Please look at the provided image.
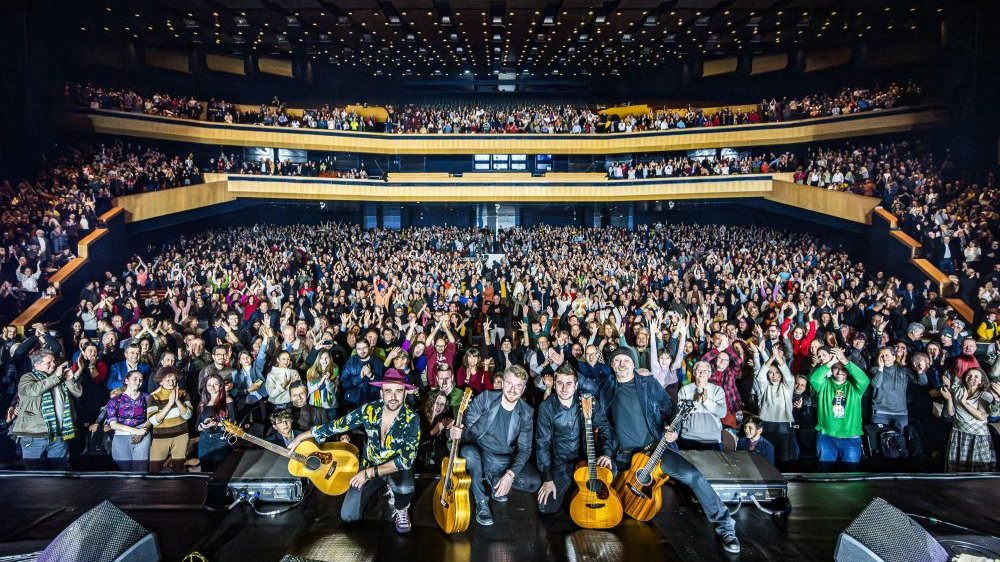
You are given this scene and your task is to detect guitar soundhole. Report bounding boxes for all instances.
[636,471,652,487]
[587,480,609,500]
[304,455,322,471]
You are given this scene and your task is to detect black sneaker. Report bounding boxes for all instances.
[721,534,741,554]
[475,501,494,526]
[492,492,508,503]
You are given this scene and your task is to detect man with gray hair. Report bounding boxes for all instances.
[12,350,82,470]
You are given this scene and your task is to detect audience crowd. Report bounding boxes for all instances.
[608,152,798,179]
[2,221,996,476]
[0,142,203,323]
[67,82,923,135]
[795,140,1000,321]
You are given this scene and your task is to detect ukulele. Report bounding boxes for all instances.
[433,388,475,534]
[613,400,696,521]
[222,420,360,496]
[569,394,623,529]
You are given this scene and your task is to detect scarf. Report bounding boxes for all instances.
[31,369,75,442]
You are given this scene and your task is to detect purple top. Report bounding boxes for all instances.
[106,392,150,428]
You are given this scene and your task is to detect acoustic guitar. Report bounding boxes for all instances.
[613,400,696,521]
[569,394,623,529]
[433,388,472,534]
[433,387,474,534]
[222,420,360,496]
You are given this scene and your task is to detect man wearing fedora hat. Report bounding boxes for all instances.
[288,368,420,534]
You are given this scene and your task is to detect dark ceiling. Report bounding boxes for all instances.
[74,0,948,77]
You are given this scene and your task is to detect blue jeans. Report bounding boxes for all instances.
[871,413,909,432]
[817,434,862,469]
[20,437,70,470]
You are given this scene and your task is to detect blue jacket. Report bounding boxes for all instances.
[107,361,151,391]
[339,355,385,407]
[596,373,675,452]
[576,361,613,396]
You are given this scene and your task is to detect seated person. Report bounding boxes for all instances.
[266,407,300,447]
[736,414,775,465]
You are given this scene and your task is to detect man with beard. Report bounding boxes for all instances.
[597,349,740,554]
[288,369,419,534]
[450,366,541,526]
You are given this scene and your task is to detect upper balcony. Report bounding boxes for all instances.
[60,104,947,156]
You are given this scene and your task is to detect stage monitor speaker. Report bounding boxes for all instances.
[834,497,947,562]
[39,500,160,562]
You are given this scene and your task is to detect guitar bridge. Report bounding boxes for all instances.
[585,503,606,509]
[324,461,338,480]
[628,483,649,499]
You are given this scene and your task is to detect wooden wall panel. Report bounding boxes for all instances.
[751,54,788,75]
[258,57,294,77]
[703,57,738,77]
[144,48,190,74]
[206,54,246,75]
[766,180,879,224]
[113,180,234,223]
[805,47,852,73]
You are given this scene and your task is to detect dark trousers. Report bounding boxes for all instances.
[538,462,576,515]
[614,448,735,536]
[341,470,414,522]
[459,443,541,504]
[762,421,795,462]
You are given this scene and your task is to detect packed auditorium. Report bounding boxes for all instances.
[0,1,999,561]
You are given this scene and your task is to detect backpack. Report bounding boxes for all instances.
[878,429,908,459]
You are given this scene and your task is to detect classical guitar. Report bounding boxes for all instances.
[221,420,360,496]
[613,400,696,521]
[433,387,474,534]
[569,394,623,529]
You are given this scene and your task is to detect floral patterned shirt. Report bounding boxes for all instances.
[312,400,420,471]
[106,392,150,428]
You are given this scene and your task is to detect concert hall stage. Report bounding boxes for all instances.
[1,472,998,562]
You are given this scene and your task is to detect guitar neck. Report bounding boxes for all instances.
[645,407,686,467]
[234,431,307,464]
[584,416,597,481]
[443,398,469,485]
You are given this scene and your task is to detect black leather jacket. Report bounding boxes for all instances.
[534,392,616,481]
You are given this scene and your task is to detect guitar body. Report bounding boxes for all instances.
[432,457,472,534]
[286,440,360,496]
[613,452,670,522]
[569,465,623,529]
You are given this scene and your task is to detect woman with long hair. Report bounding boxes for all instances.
[942,368,998,472]
[457,348,492,393]
[305,349,338,417]
[417,389,453,471]
[265,350,300,408]
[106,370,152,472]
[197,373,236,471]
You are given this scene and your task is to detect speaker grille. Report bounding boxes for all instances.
[39,501,151,562]
[840,497,948,562]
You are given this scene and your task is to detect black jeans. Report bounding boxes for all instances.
[614,448,735,536]
[538,462,576,515]
[341,470,414,522]
[459,443,541,504]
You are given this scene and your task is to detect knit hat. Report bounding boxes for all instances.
[940,327,956,339]
[609,347,636,367]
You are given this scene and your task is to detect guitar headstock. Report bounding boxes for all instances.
[456,387,474,424]
[221,419,244,438]
[675,400,696,420]
[580,394,593,419]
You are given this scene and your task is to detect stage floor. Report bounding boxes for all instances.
[1,472,998,561]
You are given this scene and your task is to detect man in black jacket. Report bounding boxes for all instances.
[535,364,615,515]
[451,365,541,526]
